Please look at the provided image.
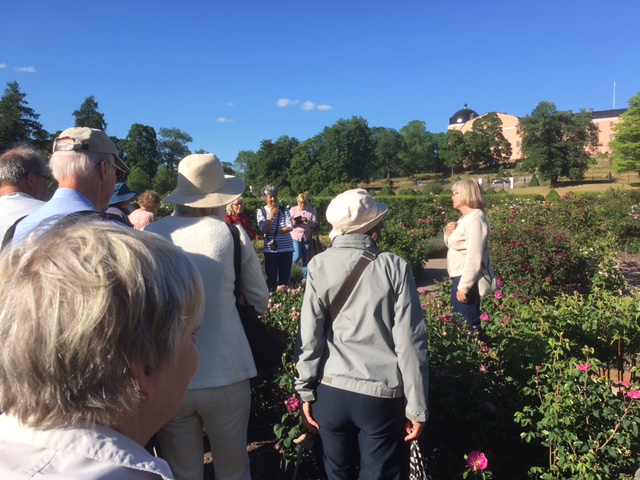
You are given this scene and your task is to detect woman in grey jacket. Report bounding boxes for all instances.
[294,189,429,480]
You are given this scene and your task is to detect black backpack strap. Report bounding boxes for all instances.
[2,215,28,250]
[227,223,242,301]
[326,246,382,327]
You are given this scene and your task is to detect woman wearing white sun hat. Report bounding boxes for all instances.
[294,188,429,480]
[146,154,269,480]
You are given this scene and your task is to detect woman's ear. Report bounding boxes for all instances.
[130,362,156,401]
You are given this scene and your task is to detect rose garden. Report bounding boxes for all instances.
[240,187,640,480]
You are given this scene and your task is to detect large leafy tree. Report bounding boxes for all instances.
[440,130,468,174]
[121,124,159,179]
[72,95,107,131]
[464,113,512,169]
[399,120,436,176]
[319,116,376,185]
[611,92,640,174]
[152,165,178,197]
[158,127,192,171]
[288,135,329,195]
[371,127,405,180]
[518,101,598,187]
[0,81,50,153]
[245,136,299,193]
[233,150,256,178]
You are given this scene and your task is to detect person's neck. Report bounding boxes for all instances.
[58,178,102,210]
[0,185,30,196]
[458,205,475,216]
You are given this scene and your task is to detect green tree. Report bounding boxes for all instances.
[121,124,159,179]
[439,129,468,174]
[126,166,152,192]
[0,81,50,153]
[234,150,256,177]
[611,92,640,174]
[158,127,192,171]
[245,136,299,192]
[152,165,177,197]
[72,95,107,131]
[518,101,598,187]
[464,112,512,169]
[289,135,328,195]
[371,127,405,180]
[319,116,375,185]
[399,120,436,176]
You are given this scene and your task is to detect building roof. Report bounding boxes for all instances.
[449,104,479,125]
[591,108,628,119]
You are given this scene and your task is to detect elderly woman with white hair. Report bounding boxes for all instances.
[0,217,204,479]
[147,154,269,480]
[295,188,429,480]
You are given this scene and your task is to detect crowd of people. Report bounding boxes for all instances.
[0,127,500,479]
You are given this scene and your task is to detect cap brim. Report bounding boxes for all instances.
[329,205,388,239]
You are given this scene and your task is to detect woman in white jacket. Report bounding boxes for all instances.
[147,154,269,480]
[443,179,491,332]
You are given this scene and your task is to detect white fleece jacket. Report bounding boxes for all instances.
[444,209,490,294]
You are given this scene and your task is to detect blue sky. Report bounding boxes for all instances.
[2,0,639,165]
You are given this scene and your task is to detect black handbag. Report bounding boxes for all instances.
[228,224,284,372]
[307,231,324,262]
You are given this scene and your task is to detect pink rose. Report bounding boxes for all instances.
[576,363,590,373]
[480,313,490,322]
[286,397,301,413]
[494,290,503,300]
[619,381,631,388]
[467,451,488,472]
[627,390,640,399]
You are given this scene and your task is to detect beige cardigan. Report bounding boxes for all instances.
[444,209,490,294]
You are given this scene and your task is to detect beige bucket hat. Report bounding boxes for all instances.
[326,188,388,239]
[164,154,245,208]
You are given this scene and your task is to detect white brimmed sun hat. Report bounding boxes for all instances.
[326,188,388,239]
[164,154,245,208]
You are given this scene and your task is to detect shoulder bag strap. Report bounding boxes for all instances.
[227,223,242,302]
[326,246,381,326]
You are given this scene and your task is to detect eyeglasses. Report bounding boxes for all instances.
[34,172,54,187]
[99,159,127,182]
[452,191,459,196]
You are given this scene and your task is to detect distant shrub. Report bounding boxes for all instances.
[376,186,395,196]
[397,188,419,196]
[496,166,505,178]
[546,189,561,202]
[420,182,444,195]
[529,174,540,187]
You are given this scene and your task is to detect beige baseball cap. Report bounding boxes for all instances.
[53,127,129,172]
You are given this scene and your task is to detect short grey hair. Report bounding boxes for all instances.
[49,138,115,182]
[0,217,204,429]
[0,146,48,187]
[174,204,226,218]
[261,184,278,200]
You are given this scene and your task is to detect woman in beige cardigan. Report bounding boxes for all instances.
[443,179,491,332]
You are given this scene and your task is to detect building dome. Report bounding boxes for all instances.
[449,104,479,125]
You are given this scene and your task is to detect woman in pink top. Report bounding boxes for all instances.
[129,190,161,230]
[289,193,317,279]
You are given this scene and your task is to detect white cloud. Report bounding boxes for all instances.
[216,117,235,123]
[276,98,299,108]
[301,101,316,111]
[227,102,235,107]
[15,66,36,73]
[0,63,6,69]
[317,104,334,111]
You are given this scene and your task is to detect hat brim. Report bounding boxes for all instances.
[109,192,138,205]
[329,205,388,239]
[164,176,245,208]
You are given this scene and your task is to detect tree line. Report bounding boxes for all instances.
[2,80,637,196]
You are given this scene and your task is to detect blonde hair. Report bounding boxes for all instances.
[138,190,161,211]
[0,218,204,429]
[49,138,115,182]
[297,193,307,204]
[226,198,244,215]
[452,179,485,211]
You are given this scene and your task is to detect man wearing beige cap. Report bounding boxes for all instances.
[13,127,129,243]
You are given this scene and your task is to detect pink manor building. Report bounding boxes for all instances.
[447,104,627,161]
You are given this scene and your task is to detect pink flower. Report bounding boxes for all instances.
[480,365,487,373]
[627,390,640,399]
[494,290,503,300]
[576,362,590,373]
[467,451,488,472]
[286,397,301,413]
[496,278,504,287]
[480,313,490,322]
[276,285,287,292]
[417,288,427,295]
[503,316,509,324]
[535,365,541,371]
[619,381,631,388]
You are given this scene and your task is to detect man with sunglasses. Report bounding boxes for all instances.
[0,146,51,242]
[12,127,130,244]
